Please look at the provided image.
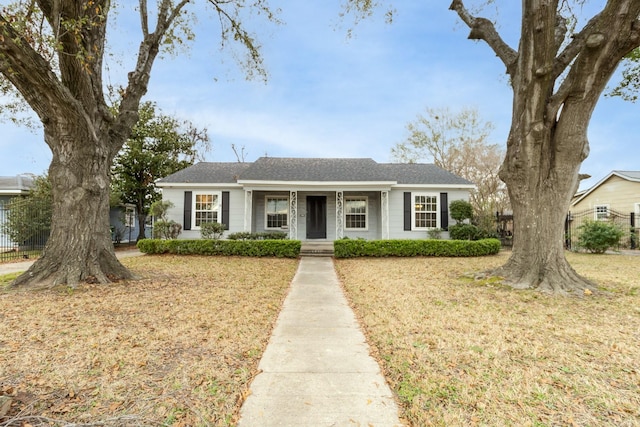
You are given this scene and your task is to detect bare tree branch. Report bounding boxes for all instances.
[449,0,518,77]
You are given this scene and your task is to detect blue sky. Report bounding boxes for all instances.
[0,1,637,191]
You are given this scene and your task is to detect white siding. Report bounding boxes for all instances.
[388,188,471,240]
[343,191,379,240]
[161,186,472,241]
[160,187,245,239]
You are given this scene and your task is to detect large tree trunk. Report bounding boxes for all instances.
[450,0,640,294]
[12,129,134,289]
[496,115,596,294]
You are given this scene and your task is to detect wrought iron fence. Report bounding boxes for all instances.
[496,212,513,247]
[565,208,637,251]
[496,208,638,250]
[0,198,51,263]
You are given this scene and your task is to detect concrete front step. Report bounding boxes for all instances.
[300,242,334,257]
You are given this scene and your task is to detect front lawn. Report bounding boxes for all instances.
[0,255,298,426]
[336,252,640,427]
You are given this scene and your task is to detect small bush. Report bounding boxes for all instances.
[576,220,624,254]
[333,238,501,258]
[449,223,481,240]
[200,222,225,240]
[137,239,300,258]
[427,228,443,239]
[449,200,474,223]
[153,220,182,240]
[227,231,288,240]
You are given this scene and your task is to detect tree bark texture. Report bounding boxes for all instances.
[451,0,640,294]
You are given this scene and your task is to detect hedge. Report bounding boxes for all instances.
[333,238,501,258]
[137,239,301,258]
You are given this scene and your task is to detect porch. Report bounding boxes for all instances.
[242,189,391,241]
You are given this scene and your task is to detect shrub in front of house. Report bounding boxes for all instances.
[152,220,182,239]
[576,220,624,254]
[137,239,301,258]
[333,238,501,258]
[448,223,482,240]
[200,222,225,240]
[227,231,288,240]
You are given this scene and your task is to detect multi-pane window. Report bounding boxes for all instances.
[414,194,438,229]
[595,205,609,221]
[125,206,136,229]
[266,196,288,229]
[194,193,219,227]
[345,197,367,229]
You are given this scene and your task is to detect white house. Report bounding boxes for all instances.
[156,157,475,241]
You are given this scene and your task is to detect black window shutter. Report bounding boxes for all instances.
[222,191,230,230]
[404,192,411,231]
[440,193,449,231]
[183,191,192,231]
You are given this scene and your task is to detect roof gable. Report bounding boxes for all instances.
[572,170,640,206]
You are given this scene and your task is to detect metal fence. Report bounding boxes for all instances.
[0,198,51,262]
[496,209,638,250]
[565,208,637,251]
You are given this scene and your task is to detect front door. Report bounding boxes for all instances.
[306,196,327,239]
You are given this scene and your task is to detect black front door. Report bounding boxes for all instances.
[306,196,327,239]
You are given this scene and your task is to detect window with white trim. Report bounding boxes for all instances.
[595,205,609,221]
[345,196,368,230]
[125,206,136,229]
[413,193,438,229]
[265,196,289,229]
[193,192,220,228]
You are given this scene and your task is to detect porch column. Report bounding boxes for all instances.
[381,190,389,239]
[289,191,298,240]
[244,190,252,232]
[336,191,344,239]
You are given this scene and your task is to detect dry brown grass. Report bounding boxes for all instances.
[0,255,298,426]
[336,251,640,427]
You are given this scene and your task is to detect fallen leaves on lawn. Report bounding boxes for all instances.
[0,255,298,426]
[336,251,640,427]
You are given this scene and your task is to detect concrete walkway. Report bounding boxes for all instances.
[0,248,143,275]
[238,257,403,427]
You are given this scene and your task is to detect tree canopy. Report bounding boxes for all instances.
[392,107,508,222]
[111,101,210,241]
[0,0,277,289]
[347,0,640,294]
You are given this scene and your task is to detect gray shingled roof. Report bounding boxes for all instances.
[157,162,251,184]
[157,158,474,186]
[239,157,391,182]
[614,171,640,181]
[0,175,35,193]
[378,163,474,185]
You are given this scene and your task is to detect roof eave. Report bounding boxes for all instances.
[237,180,397,187]
[571,171,640,207]
[156,182,243,188]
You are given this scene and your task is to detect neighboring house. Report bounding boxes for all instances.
[156,157,475,241]
[571,171,640,219]
[0,175,36,250]
[109,203,139,243]
[0,174,35,205]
